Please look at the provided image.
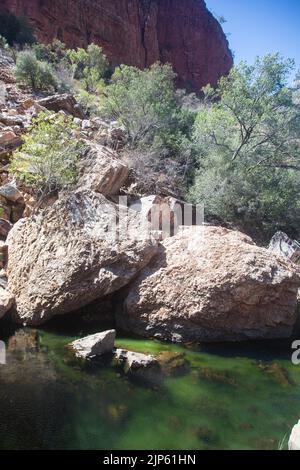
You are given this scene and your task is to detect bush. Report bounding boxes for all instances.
[10,112,84,201]
[101,63,197,197]
[0,34,8,49]
[67,43,110,93]
[103,63,196,149]
[15,50,58,92]
[0,11,35,46]
[189,54,300,242]
[33,39,67,65]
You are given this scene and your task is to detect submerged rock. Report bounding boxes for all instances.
[114,348,161,384]
[7,190,158,325]
[156,351,189,376]
[289,420,300,450]
[7,329,39,353]
[68,330,116,359]
[120,226,300,343]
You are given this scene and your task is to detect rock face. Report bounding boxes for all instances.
[7,190,158,325]
[68,330,116,359]
[289,420,300,450]
[1,0,233,90]
[119,226,300,343]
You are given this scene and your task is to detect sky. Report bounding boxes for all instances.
[206,0,300,76]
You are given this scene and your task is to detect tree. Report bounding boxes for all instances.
[189,54,300,241]
[102,63,196,197]
[67,43,109,93]
[0,11,35,46]
[15,50,58,92]
[103,63,184,146]
[10,112,84,203]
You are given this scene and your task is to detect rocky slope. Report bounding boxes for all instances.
[1,0,233,89]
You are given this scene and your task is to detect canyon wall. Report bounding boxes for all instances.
[1,0,233,89]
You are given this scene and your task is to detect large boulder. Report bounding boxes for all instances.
[289,420,300,450]
[7,190,158,325]
[77,144,128,196]
[119,226,300,343]
[68,330,116,359]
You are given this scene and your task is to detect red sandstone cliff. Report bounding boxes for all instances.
[1,0,233,89]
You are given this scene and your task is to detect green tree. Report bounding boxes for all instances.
[15,50,58,92]
[189,54,300,241]
[11,112,83,203]
[103,63,186,146]
[67,43,109,93]
[0,11,35,46]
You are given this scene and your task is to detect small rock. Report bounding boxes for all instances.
[114,348,161,384]
[269,231,300,264]
[37,94,85,119]
[73,118,82,126]
[20,98,35,110]
[0,114,24,127]
[114,349,157,370]
[67,330,116,359]
[0,184,23,203]
[7,329,39,353]
[0,130,21,147]
[82,119,91,130]
[0,218,13,238]
[0,285,14,319]
[0,241,8,268]
[0,195,11,221]
[289,420,300,450]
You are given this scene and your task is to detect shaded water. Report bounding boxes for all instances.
[0,317,300,450]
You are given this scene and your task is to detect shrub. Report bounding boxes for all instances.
[0,34,8,49]
[15,50,58,92]
[33,39,67,65]
[189,54,300,242]
[10,112,84,202]
[0,11,35,46]
[67,43,110,93]
[101,63,197,197]
[103,63,196,149]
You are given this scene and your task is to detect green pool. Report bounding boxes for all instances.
[0,316,299,450]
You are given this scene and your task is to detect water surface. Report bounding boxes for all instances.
[0,317,299,450]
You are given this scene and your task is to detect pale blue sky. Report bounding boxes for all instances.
[206,0,300,76]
